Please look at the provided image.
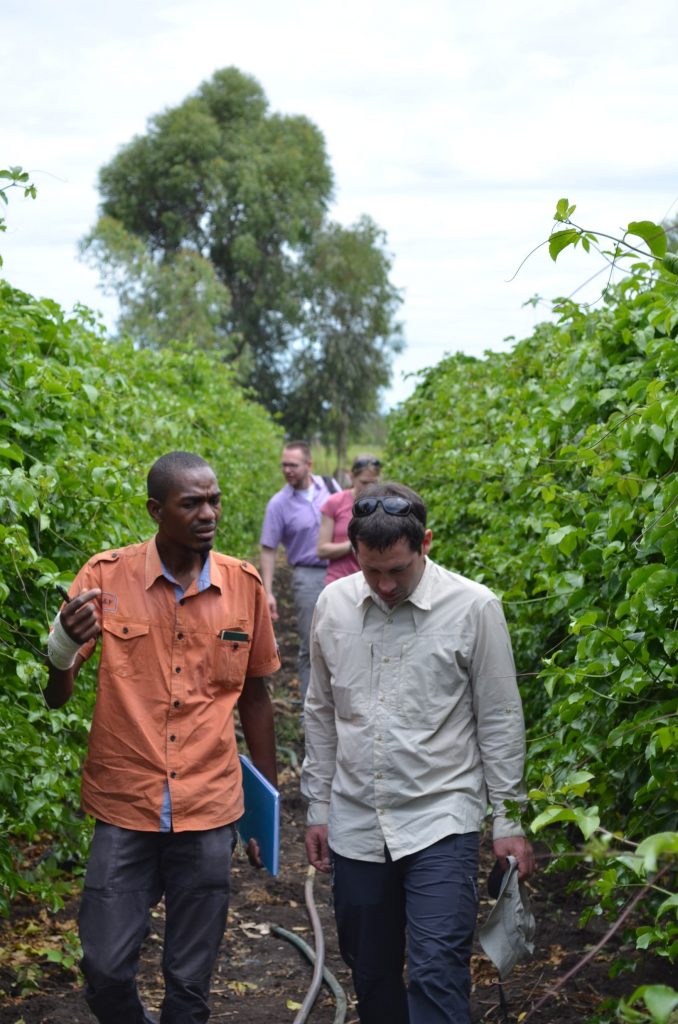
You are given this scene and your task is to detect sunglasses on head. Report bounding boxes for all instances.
[353,496,413,518]
[352,458,381,472]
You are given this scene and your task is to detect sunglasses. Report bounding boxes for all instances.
[352,458,382,471]
[353,496,412,517]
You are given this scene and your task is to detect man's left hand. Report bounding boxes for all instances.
[245,837,263,869]
[493,835,536,881]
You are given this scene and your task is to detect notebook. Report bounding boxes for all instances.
[238,754,281,876]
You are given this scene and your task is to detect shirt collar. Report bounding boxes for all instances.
[353,556,434,613]
[284,474,323,497]
[144,537,219,594]
[406,557,434,611]
[145,537,165,590]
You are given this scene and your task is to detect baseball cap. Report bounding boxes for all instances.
[479,855,536,977]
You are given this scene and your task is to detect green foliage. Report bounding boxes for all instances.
[83,69,403,443]
[284,215,404,466]
[39,929,81,973]
[85,67,334,413]
[0,922,81,996]
[617,985,678,1024]
[550,196,669,270]
[0,167,37,267]
[80,215,236,355]
[386,208,677,986]
[0,278,281,914]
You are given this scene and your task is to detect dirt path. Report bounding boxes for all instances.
[0,563,673,1023]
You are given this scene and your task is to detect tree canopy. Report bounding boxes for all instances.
[83,68,403,457]
[283,215,403,467]
[81,215,235,355]
[85,68,332,410]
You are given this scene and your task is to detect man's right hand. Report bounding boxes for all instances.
[266,592,279,622]
[45,588,102,709]
[305,825,330,873]
[60,588,102,644]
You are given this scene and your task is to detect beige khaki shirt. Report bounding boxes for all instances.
[301,557,527,862]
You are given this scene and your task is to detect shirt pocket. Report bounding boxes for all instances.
[331,639,373,719]
[213,637,251,689]
[101,620,150,678]
[397,636,468,728]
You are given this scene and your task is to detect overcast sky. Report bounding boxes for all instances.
[2,0,676,406]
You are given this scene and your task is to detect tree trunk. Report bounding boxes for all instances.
[334,412,349,476]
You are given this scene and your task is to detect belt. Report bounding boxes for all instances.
[291,563,326,569]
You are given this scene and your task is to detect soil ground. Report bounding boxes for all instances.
[0,563,673,1024]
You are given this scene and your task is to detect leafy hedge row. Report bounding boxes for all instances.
[386,255,677,979]
[0,281,281,913]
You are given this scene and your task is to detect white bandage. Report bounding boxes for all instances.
[47,612,82,670]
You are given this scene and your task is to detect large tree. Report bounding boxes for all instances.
[84,67,334,411]
[285,216,403,468]
[84,69,404,439]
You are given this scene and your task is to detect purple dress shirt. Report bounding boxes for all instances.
[260,476,332,567]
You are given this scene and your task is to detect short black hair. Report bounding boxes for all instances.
[348,482,427,553]
[147,452,212,503]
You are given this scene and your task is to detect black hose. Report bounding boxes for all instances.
[271,925,347,1024]
[277,744,301,776]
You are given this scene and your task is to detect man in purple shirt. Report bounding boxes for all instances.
[260,441,334,702]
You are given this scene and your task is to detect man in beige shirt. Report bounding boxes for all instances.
[301,482,534,1024]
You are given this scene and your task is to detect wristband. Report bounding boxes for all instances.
[47,612,81,670]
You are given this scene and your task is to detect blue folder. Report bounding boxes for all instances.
[238,755,280,876]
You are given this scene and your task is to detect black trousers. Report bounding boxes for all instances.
[332,833,479,1024]
[79,820,237,1024]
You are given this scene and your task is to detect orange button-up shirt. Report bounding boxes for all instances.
[71,537,280,832]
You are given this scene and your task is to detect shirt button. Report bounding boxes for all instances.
[383,657,390,662]
[111,552,118,559]
[122,627,129,634]
[386,618,393,624]
[177,632,184,640]
[170,771,177,778]
[179,598,186,606]
[175,667,181,674]
[173,700,180,708]
[170,735,176,742]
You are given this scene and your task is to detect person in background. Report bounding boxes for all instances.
[259,440,337,703]
[302,482,535,1024]
[317,456,381,585]
[44,451,279,1024]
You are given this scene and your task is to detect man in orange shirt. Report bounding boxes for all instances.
[45,451,280,1024]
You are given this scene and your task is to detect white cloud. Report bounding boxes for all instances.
[1,0,676,407]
